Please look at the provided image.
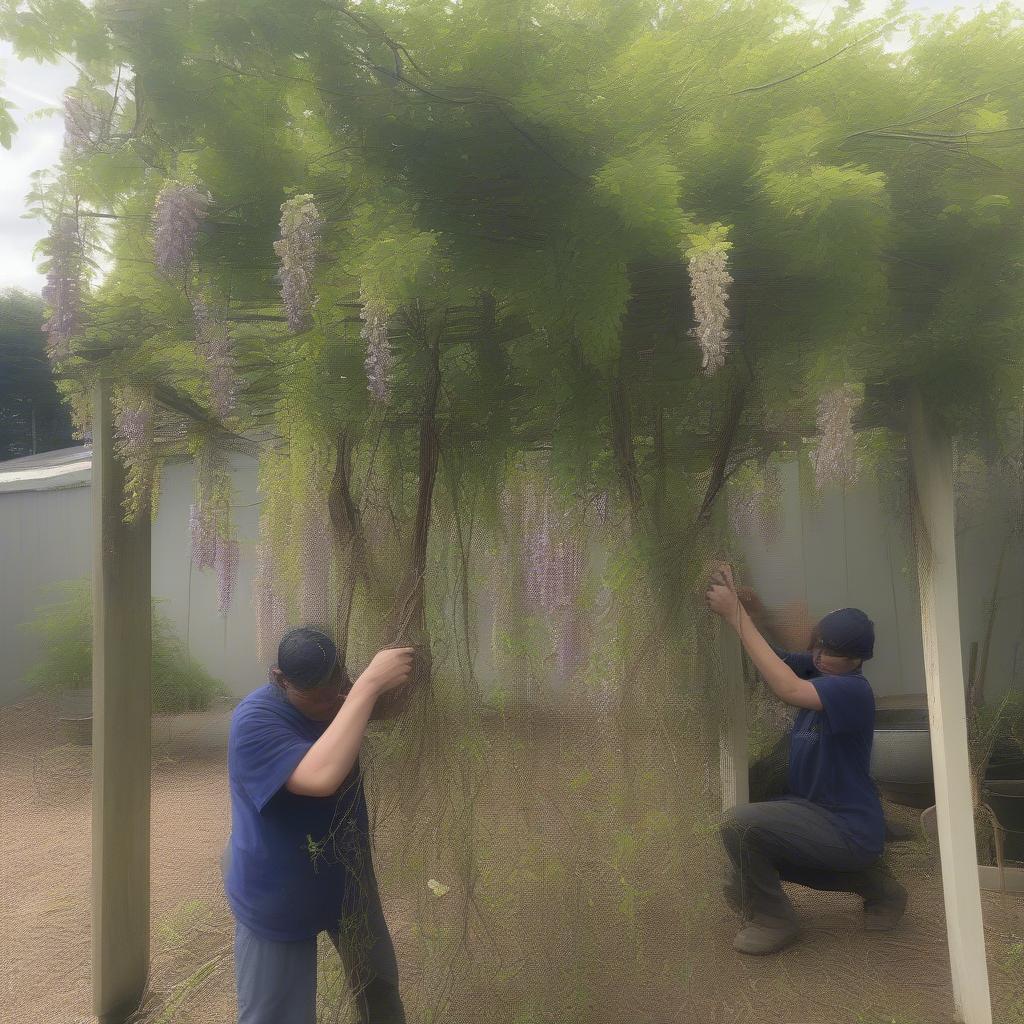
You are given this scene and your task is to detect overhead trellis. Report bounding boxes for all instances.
[5,1,1024,1022]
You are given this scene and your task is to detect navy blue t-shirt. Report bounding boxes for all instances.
[783,652,885,857]
[225,684,370,941]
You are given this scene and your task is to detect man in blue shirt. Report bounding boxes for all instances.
[224,627,414,1023]
[706,566,907,955]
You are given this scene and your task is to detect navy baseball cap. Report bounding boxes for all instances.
[814,608,875,660]
[277,627,338,689]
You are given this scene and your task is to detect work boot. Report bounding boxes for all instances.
[732,917,801,955]
[863,877,908,931]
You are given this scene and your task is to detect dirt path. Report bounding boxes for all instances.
[4,698,1023,1024]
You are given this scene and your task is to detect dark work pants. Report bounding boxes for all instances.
[721,739,892,923]
[720,797,888,924]
[223,843,405,1024]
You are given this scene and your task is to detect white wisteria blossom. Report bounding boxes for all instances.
[687,246,733,374]
[809,385,863,490]
[360,289,393,403]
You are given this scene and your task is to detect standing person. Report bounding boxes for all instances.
[706,566,907,955]
[224,626,414,1023]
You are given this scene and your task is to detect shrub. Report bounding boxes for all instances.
[25,579,227,712]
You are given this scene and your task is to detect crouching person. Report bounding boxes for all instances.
[224,627,414,1023]
[706,567,907,955]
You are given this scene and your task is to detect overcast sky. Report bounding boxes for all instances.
[0,0,1007,295]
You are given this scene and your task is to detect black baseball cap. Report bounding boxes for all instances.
[814,608,875,660]
[277,627,339,689]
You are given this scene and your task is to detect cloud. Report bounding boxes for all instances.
[1,43,75,293]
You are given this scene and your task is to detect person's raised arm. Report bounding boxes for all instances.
[706,566,822,712]
[286,647,415,797]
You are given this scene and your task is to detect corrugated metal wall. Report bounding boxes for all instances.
[0,451,262,704]
[737,459,1023,701]
[0,481,92,704]
[2,452,1021,704]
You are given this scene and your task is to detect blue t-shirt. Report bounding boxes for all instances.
[225,684,370,941]
[783,652,885,857]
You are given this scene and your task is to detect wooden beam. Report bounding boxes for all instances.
[909,390,992,1024]
[92,377,152,1023]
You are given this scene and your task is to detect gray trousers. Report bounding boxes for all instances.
[223,845,405,1024]
[720,798,889,924]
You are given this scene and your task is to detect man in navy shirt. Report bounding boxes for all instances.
[706,566,907,955]
[224,627,414,1023]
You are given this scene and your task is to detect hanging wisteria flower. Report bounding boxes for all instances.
[191,441,227,571]
[41,211,84,361]
[63,94,107,152]
[153,182,211,278]
[728,460,782,544]
[274,194,323,332]
[192,293,238,419]
[189,503,217,572]
[687,246,733,375]
[809,384,863,490]
[215,534,240,617]
[112,386,158,522]
[254,536,289,663]
[360,289,392,403]
[516,476,587,683]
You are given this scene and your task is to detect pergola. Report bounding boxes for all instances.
[90,377,994,1023]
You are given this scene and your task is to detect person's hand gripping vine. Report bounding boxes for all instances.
[705,562,742,628]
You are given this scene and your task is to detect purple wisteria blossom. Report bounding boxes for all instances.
[189,503,217,572]
[215,534,240,617]
[153,182,211,277]
[516,480,587,682]
[63,94,107,152]
[192,293,238,419]
[41,212,84,362]
[254,537,289,663]
[273,195,323,332]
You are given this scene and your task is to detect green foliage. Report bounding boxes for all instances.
[0,95,13,149]
[0,289,75,459]
[25,579,227,712]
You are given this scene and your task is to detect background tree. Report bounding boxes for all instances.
[0,289,75,460]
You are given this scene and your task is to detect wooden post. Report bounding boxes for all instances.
[713,494,749,811]
[718,616,749,810]
[909,390,992,1024]
[92,378,152,1023]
